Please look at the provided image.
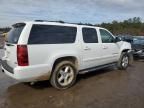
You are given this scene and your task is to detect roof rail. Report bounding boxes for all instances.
[35,20,45,22]
[34,20,65,23]
[34,20,95,26]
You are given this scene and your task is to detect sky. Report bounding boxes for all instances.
[0,0,144,27]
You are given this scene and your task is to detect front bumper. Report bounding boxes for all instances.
[132,50,144,58]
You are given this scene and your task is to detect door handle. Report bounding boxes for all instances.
[103,46,108,49]
[84,46,91,50]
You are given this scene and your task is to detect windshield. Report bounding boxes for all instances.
[6,23,25,44]
[133,39,144,45]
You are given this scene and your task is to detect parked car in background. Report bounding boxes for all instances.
[118,35,144,59]
[2,32,8,38]
[132,37,144,58]
[117,35,133,43]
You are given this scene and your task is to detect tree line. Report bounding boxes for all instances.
[0,17,144,36]
[98,17,144,36]
[0,27,11,33]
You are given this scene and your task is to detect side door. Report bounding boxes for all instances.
[99,28,120,64]
[81,27,104,69]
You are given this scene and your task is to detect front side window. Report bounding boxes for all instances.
[82,28,98,43]
[28,25,77,44]
[100,29,114,43]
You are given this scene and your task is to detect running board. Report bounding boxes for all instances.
[79,63,117,74]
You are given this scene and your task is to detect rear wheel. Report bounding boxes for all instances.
[117,52,129,70]
[50,61,77,90]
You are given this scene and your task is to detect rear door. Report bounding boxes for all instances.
[4,23,25,68]
[81,27,103,69]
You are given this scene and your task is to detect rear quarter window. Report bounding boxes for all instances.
[6,23,25,44]
[28,24,77,44]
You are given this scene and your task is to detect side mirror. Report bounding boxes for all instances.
[114,36,121,43]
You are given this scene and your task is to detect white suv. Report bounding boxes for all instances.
[1,21,132,89]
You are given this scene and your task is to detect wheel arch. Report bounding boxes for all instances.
[122,49,130,53]
[52,56,79,72]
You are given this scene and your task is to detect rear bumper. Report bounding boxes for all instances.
[1,60,52,82]
[1,60,14,74]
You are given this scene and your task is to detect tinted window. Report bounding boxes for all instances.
[28,25,77,44]
[100,29,114,43]
[82,28,98,43]
[6,23,25,44]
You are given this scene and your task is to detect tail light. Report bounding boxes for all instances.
[17,45,29,66]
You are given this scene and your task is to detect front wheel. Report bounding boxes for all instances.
[50,61,77,90]
[117,52,129,70]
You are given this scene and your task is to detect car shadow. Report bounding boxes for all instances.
[26,80,52,89]
[27,66,116,90]
[77,67,115,81]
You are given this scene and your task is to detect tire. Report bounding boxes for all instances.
[128,52,133,66]
[117,52,129,70]
[50,61,77,90]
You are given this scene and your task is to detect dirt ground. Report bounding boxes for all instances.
[0,51,144,108]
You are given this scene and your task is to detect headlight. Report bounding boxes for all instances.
[137,50,143,53]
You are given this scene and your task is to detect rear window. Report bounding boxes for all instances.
[28,24,77,44]
[6,23,25,44]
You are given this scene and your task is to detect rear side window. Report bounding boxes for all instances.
[82,28,98,43]
[28,25,77,44]
[6,23,25,44]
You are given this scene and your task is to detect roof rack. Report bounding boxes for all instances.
[35,20,65,23]
[34,20,95,26]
